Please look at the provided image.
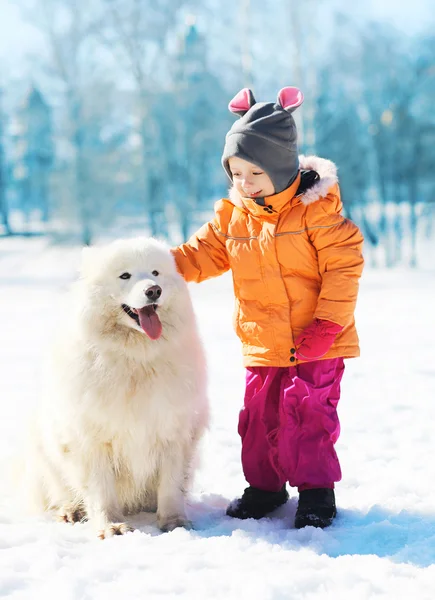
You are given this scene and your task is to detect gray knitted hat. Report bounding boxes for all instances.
[222,87,304,194]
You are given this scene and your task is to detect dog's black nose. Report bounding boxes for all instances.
[145,285,162,301]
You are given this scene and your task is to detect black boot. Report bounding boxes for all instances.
[294,488,337,529]
[226,485,289,520]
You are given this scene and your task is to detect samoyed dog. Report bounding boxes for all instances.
[26,237,208,538]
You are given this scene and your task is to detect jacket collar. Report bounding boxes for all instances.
[230,172,301,219]
[228,155,338,215]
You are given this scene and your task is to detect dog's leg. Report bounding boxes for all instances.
[82,448,133,539]
[157,445,191,532]
[182,418,207,492]
[25,445,75,517]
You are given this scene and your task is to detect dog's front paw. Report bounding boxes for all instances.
[57,503,87,524]
[97,522,134,539]
[157,514,193,532]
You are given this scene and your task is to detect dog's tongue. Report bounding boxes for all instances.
[137,305,162,340]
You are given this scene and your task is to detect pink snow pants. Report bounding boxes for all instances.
[238,358,345,492]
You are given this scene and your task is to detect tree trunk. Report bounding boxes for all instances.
[0,180,11,235]
[0,135,11,234]
[409,197,418,268]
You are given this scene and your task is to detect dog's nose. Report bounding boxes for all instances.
[145,285,162,301]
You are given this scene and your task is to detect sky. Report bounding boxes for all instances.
[0,0,433,68]
[1,234,435,598]
[0,1,42,63]
[334,0,433,29]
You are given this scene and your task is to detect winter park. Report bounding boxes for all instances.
[1,1,435,599]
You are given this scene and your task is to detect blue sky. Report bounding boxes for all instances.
[341,0,433,29]
[0,0,433,74]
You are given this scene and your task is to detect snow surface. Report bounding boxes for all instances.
[1,236,435,599]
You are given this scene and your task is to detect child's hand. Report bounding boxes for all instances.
[294,319,344,361]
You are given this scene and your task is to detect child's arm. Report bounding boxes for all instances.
[171,205,230,283]
[306,185,364,328]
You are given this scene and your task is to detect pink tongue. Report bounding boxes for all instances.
[137,306,162,340]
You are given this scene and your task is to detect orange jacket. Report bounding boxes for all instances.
[172,156,364,367]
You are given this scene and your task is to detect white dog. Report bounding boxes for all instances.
[26,237,208,538]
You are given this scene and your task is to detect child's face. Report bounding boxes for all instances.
[228,157,275,198]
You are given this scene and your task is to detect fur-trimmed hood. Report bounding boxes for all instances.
[228,155,338,208]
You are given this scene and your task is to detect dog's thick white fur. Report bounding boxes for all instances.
[26,237,208,538]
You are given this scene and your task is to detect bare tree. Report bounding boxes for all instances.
[16,0,123,244]
[360,22,435,267]
[97,0,195,237]
[0,88,11,235]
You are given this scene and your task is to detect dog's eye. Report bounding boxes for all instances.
[152,270,159,277]
[119,272,132,280]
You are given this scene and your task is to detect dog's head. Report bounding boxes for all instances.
[79,237,186,341]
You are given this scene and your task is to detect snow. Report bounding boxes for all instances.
[1,235,435,599]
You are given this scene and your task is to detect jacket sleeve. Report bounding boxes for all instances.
[305,186,364,327]
[171,203,230,283]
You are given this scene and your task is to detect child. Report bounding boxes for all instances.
[171,87,364,528]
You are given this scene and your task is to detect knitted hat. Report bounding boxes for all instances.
[221,87,304,194]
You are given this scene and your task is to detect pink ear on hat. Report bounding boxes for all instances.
[228,88,256,117]
[277,87,304,113]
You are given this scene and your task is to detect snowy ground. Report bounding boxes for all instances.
[1,235,435,600]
